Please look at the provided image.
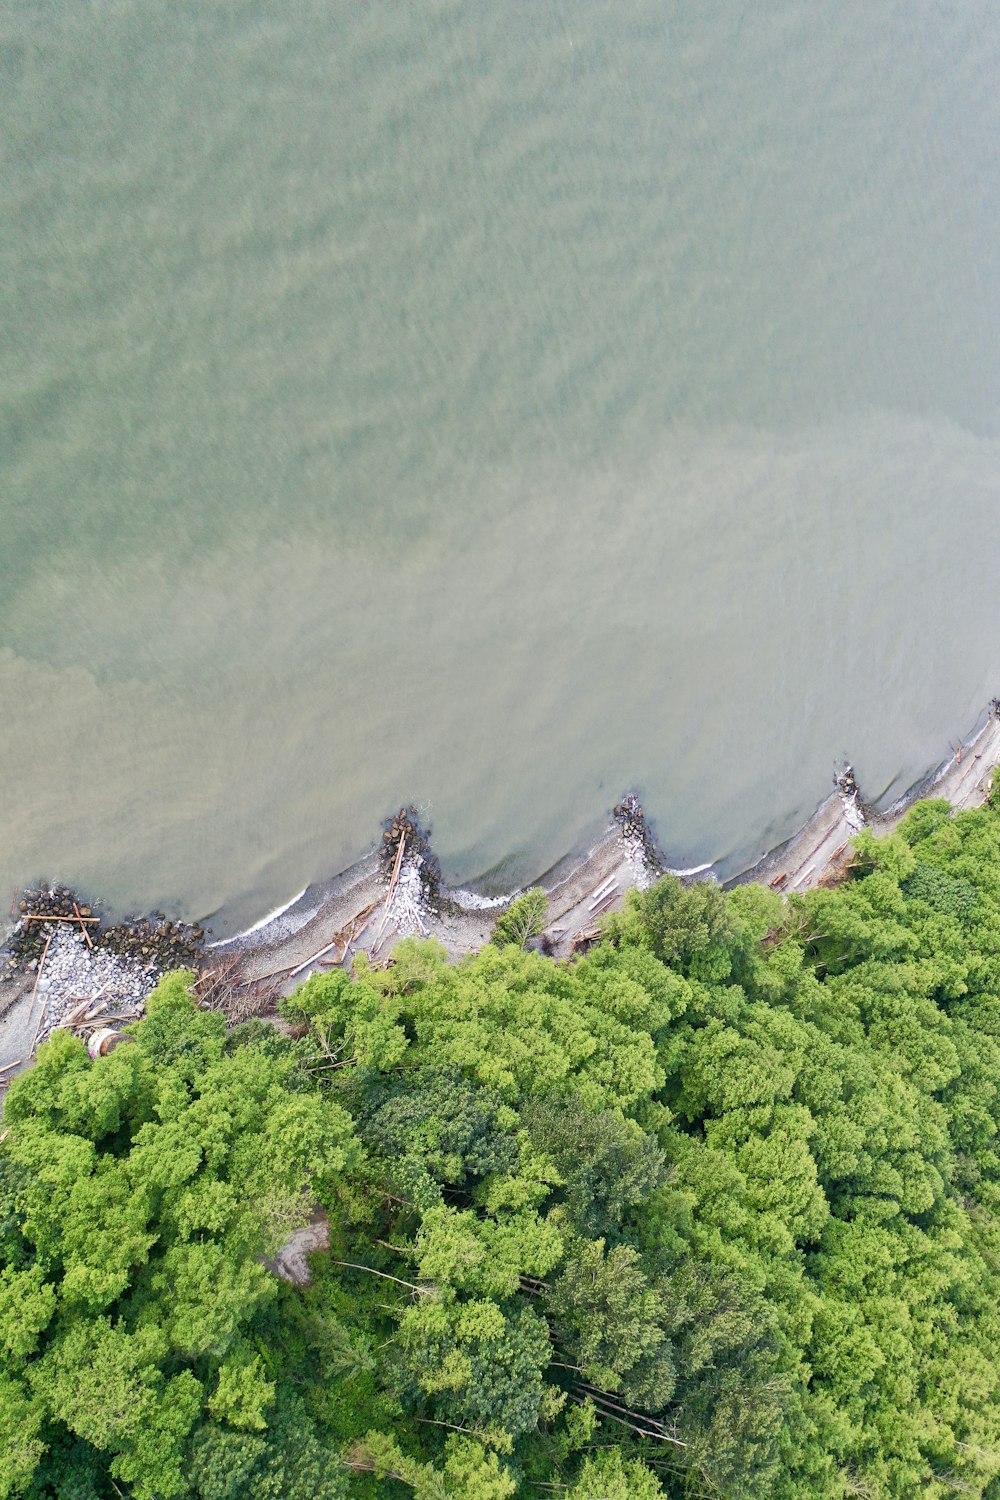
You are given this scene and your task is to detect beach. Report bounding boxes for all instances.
[5,706,998,1090]
[206,708,1000,988]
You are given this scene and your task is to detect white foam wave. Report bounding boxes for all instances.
[446,888,520,910]
[207,886,308,946]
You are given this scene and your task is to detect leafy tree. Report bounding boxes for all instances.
[352,1065,519,1208]
[348,1430,516,1497]
[492,889,549,948]
[397,1296,552,1439]
[188,1397,350,1499]
[520,1096,668,1238]
[548,1239,675,1409]
[566,1450,663,1498]
[605,875,748,982]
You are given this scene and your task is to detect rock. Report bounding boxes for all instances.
[265,1209,330,1288]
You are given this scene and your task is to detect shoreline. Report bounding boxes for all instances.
[3,706,999,1080]
[210,704,1000,989]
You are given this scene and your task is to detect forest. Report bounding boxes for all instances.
[5,793,1000,1498]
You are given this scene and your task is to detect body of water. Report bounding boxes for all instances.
[4,0,1000,932]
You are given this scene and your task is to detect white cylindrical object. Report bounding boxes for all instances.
[87,1028,133,1059]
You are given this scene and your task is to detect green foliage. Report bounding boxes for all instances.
[350,1430,516,1497]
[188,1397,349,1499]
[566,1450,663,1498]
[0,1373,45,1500]
[398,1296,552,1439]
[207,1348,275,1430]
[9,799,1000,1496]
[491,888,549,948]
[352,1064,520,1208]
[605,874,748,981]
[0,976,359,1499]
[549,1238,676,1407]
[520,1095,668,1238]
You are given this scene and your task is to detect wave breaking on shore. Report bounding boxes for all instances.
[4,706,1000,1084]
[213,706,1000,981]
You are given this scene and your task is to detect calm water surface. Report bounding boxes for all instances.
[3,1,1000,930]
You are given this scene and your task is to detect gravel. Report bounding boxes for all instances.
[32,928,161,1047]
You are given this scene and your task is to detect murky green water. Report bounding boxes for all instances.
[4,0,1000,931]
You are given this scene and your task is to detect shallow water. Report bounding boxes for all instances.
[3,1,1000,932]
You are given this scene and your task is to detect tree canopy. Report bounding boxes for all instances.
[6,796,1000,1495]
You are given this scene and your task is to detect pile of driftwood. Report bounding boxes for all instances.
[835,764,862,802]
[194,953,284,1024]
[6,927,151,1070]
[374,830,409,951]
[291,901,381,978]
[560,870,627,955]
[37,995,138,1053]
